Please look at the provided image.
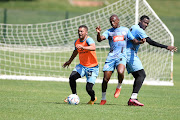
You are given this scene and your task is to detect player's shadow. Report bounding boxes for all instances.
[76,102,118,106]
[44,101,118,105]
[96,103,118,105]
[44,101,67,104]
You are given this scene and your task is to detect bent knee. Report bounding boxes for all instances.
[117,68,125,76]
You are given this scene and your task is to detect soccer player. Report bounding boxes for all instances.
[63,25,99,105]
[124,15,177,106]
[96,14,145,105]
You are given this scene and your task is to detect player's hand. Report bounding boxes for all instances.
[63,61,71,68]
[167,46,178,52]
[76,44,84,50]
[96,26,101,33]
[139,38,146,44]
[141,38,146,43]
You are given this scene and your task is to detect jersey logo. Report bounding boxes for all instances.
[113,35,124,42]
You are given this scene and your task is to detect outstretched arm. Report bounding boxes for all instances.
[146,37,177,52]
[96,26,106,42]
[62,50,78,68]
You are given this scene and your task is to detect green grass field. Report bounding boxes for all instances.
[0,0,180,119]
[0,54,180,120]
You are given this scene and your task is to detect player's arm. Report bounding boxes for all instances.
[96,26,106,42]
[132,38,146,45]
[63,50,78,68]
[76,37,96,51]
[76,43,96,51]
[128,29,145,45]
[146,37,177,52]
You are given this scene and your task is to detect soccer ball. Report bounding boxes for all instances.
[67,94,80,105]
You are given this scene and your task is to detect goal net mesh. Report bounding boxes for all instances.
[0,0,173,85]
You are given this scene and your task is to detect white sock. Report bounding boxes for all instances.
[131,93,138,99]
[102,92,106,100]
[117,83,122,89]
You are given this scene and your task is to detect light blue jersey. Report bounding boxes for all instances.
[127,25,148,53]
[103,26,135,56]
[102,26,134,72]
[126,25,148,73]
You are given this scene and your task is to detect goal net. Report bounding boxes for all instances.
[0,0,174,86]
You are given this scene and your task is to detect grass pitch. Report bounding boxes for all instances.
[0,54,180,120]
[0,0,180,119]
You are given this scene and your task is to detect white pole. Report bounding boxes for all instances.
[143,0,174,83]
[135,0,139,24]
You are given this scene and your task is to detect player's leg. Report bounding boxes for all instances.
[128,69,146,106]
[114,64,125,98]
[114,56,126,98]
[100,56,115,105]
[86,65,99,105]
[126,56,145,106]
[64,71,81,103]
[102,71,113,92]
[101,72,112,102]
[131,69,146,95]
[86,82,97,105]
[69,64,85,94]
[100,71,113,105]
[86,82,95,100]
[117,63,125,85]
[69,71,81,94]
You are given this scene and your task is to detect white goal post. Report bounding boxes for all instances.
[0,0,174,86]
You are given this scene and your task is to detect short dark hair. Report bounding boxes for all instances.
[110,14,119,19]
[140,15,150,21]
[79,25,88,31]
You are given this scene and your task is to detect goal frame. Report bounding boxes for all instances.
[0,0,174,86]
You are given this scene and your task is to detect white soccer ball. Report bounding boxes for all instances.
[67,94,80,105]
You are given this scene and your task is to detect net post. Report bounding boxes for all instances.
[135,0,139,24]
[143,0,174,83]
